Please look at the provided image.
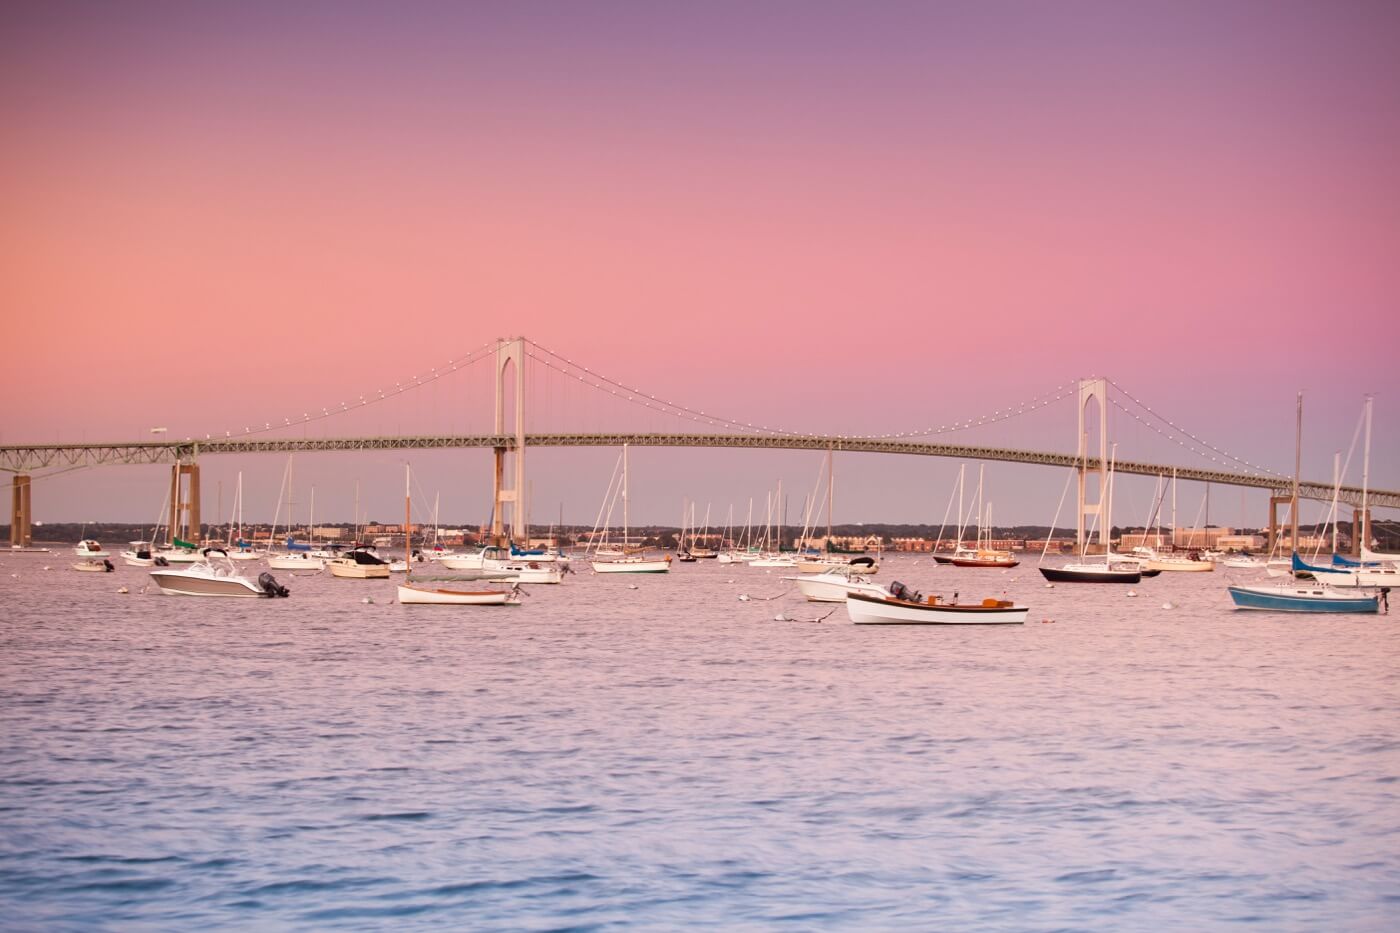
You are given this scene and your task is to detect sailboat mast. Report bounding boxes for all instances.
[1292,392,1302,553]
[1361,395,1372,552]
[1331,451,1341,556]
[622,443,629,550]
[404,465,412,582]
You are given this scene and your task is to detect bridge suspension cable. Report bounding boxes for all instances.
[208,339,498,441]
[524,337,1077,441]
[1106,378,1283,479]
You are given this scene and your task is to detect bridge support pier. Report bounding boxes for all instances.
[491,338,526,545]
[1266,494,1291,555]
[168,462,201,546]
[1352,508,1371,557]
[10,474,32,548]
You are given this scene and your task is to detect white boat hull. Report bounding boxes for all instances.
[846,592,1028,625]
[327,560,390,579]
[591,558,671,573]
[266,553,324,570]
[396,584,517,605]
[149,565,278,597]
[1144,557,1214,573]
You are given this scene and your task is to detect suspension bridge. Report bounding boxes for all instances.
[5,338,1394,552]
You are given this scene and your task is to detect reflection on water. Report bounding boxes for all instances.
[1,553,1397,928]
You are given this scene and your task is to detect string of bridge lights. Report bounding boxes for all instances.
[208,341,498,440]
[523,338,1076,440]
[1106,379,1282,478]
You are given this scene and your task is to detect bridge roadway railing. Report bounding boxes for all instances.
[2,432,1395,508]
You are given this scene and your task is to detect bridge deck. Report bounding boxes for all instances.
[1,433,1394,508]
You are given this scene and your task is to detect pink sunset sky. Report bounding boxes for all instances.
[2,1,1398,527]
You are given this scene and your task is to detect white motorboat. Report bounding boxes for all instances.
[120,541,161,567]
[73,539,107,558]
[327,546,391,579]
[748,553,797,568]
[846,582,1028,625]
[1218,554,1266,569]
[72,558,115,572]
[495,561,565,584]
[437,549,487,571]
[149,550,290,598]
[156,545,203,564]
[784,568,888,603]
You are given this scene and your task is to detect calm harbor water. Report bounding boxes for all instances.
[2,552,1397,930]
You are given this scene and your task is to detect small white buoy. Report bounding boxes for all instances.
[1042,618,1055,624]
[43,565,51,571]
[774,613,787,621]
[627,583,639,590]
[738,594,751,601]
[117,586,129,594]
[1126,590,1138,598]
[9,573,17,579]
[727,579,735,584]
[362,596,374,604]
[1162,602,1174,609]
[1044,582,1055,589]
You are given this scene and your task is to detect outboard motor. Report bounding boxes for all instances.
[257,572,290,598]
[154,555,169,567]
[102,559,115,572]
[887,580,920,603]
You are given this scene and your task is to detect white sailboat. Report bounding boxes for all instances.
[590,444,671,573]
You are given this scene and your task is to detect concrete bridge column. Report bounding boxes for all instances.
[10,474,31,548]
[168,462,201,545]
[1352,508,1370,557]
[1266,495,1291,555]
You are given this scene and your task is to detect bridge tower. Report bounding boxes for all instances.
[168,461,201,546]
[491,337,526,545]
[9,474,32,547]
[1076,378,1109,554]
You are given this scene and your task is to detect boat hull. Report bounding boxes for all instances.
[327,561,390,579]
[786,572,888,603]
[1227,584,1378,613]
[1039,565,1141,584]
[846,592,1027,625]
[267,553,325,570]
[1144,558,1213,573]
[396,584,516,605]
[948,557,1020,568]
[148,570,267,597]
[591,558,671,573]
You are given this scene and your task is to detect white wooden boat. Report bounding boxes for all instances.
[149,551,290,598]
[846,584,1028,625]
[73,539,107,558]
[397,583,519,605]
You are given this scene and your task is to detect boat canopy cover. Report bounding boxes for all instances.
[1292,552,1345,575]
[1331,553,1383,568]
[285,538,312,551]
[173,537,198,550]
